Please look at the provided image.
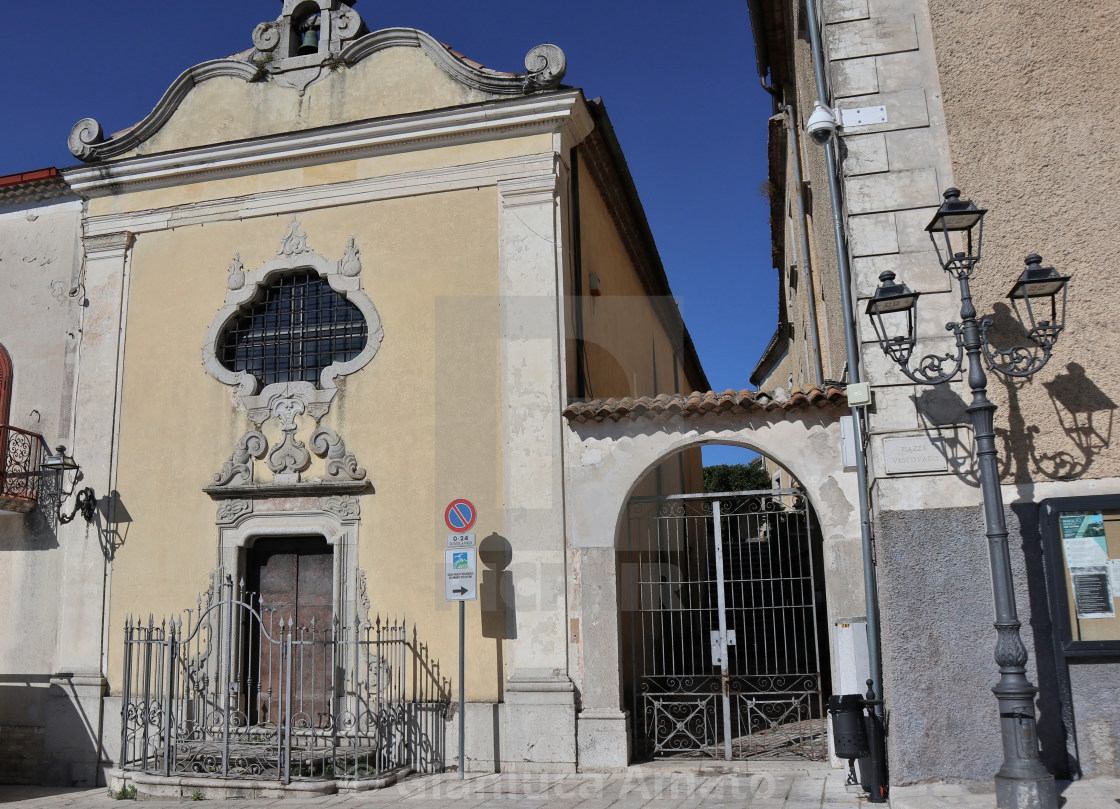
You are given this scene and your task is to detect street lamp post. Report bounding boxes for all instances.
[866,188,1069,809]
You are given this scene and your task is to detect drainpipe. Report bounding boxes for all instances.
[783,106,826,387]
[800,0,884,709]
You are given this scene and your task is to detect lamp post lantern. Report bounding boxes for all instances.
[40,444,97,524]
[867,188,1069,809]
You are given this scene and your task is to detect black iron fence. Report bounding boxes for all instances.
[120,576,450,782]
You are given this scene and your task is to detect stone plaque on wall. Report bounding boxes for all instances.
[882,435,948,475]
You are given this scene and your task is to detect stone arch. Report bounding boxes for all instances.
[562,389,863,768]
[607,432,831,552]
[565,406,856,555]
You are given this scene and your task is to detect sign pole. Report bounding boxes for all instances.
[442,497,476,781]
[458,598,465,780]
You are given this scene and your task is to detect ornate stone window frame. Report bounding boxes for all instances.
[202,217,384,419]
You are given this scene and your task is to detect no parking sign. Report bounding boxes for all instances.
[444,498,476,532]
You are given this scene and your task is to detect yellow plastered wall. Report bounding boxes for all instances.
[109,184,507,700]
[121,48,496,159]
[571,157,705,498]
[573,159,693,402]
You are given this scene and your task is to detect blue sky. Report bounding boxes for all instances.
[2,1,774,467]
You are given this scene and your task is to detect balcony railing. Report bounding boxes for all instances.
[1,425,44,513]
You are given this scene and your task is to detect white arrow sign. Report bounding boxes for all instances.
[445,548,477,601]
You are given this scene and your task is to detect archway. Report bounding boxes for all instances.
[562,387,863,769]
[617,444,831,761]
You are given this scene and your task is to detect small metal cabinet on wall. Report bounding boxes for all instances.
[1039,495,1120,778]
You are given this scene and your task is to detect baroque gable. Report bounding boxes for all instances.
[69,1,566,162]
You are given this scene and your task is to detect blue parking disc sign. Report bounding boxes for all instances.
[444,499,476,532]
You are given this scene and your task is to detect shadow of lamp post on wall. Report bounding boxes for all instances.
[865,188,1070,809]
[40,445,97,524]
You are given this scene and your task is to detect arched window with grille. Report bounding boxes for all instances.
[217,270,368,388]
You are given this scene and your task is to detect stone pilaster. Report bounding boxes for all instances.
[49,230,133,785]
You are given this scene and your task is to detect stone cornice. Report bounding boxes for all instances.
[204,480,373,499]
[81,231,134,260]
[63,91,587,195]
[81,153,557,236]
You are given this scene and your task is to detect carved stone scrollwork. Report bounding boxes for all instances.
[310,426,367,480]
[227,253,245,290]
[268,433,312,478]
[272,396,306,432]
[333,7,362,40]
[68,118,105,161]
[324,494,361,520]
[994,622,1029,669]
[340,238,362,277]
[278,216,311,256]
[213,431,268,486]
[524,44,567,90]
[267,398,312,480]
[355,567,372,627]
[216,499,253,524]
[253,21,281,51]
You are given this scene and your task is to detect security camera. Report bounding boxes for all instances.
[806,101,839,144]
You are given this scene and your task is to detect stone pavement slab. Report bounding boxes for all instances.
[889,778,1120,809]
[2,770,1116,809]
[0,767,859,809]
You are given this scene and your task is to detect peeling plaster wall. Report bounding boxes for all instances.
[0,199,83,781]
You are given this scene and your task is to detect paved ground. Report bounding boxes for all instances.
[0,765,1117,808]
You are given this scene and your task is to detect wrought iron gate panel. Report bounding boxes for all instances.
[121,576,450,782]
[623,488,826,761]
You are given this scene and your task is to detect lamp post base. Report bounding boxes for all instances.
[996,772,1057,809]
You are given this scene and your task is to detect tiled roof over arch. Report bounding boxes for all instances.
[562,385,847,423]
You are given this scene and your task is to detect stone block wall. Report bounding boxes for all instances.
[0,724,46,784]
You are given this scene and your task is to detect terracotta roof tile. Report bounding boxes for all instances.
[563,386,847,423]
[0,167,72,206]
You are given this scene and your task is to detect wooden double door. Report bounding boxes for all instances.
[244,536,334,726]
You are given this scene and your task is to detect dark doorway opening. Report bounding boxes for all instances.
[244,536,334,726]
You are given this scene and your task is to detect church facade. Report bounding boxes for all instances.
[1,0,718,786]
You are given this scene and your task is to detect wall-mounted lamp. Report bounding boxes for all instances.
[41,445,96,524]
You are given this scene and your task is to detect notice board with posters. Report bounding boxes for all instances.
[1042,497,1120,654]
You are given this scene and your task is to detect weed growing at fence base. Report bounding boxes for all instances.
[108,783,137,800]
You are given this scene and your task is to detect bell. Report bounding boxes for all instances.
[297,27,319,55]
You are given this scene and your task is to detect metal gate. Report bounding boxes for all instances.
[120,575,450,782]
[622,488,827,760]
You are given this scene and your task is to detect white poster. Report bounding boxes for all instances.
[1063,536,1109,568]
[1109,559,1120,595]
